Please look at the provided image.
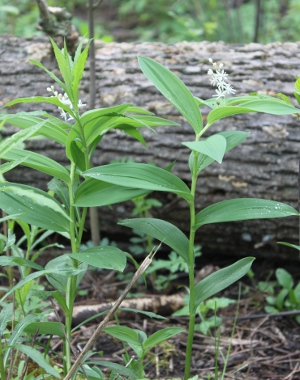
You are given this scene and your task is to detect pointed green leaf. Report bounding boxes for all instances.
[183,134,226,164]
[240,99,300,114]
[0,157,28,175]
[0,121,46,157]
[24,322,65,338]
[72,40,91,106]
[0,303,13,334]
[50,37,72,96]
[138,56,203,133]
[30,58,66,91]
[0,113,68,145]
[13,344,61,378]
[189,130,249,174]
[5,96,75,119]
[104,326,146,357]
[45,255,87,293]
[88,360,138,379]
[69,246,126,272]
[0,183,70,232]
[118,218,189,262]
[277,242,300,251]
[194,257,254,311]
[3,149,70,184]
[74,178,149,207]
[195,198,299,229]
[84,163,193,202]
[143,327,185,350]
[208,99,299,125]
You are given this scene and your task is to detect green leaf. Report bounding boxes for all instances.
[195,198,299,229]
[13,344,61,378]
[189,130,249,174]
[0,183,70,232]
[87,361,138,379]
[0,157,28,175]
[194,257,254,311]
[69,246,126,272]
[3,149,70,184]
[104,326,146,357]
[138,56,203,134]
[277,242,300,251]
[30,58,66,92]
[143,327,185,350]
[74,178,149,207]
[0,256,43,271]
[183,134,226,164]
[0,121,46,157]
[5,96,75,119]
[207,99,299,125]
[0,303,13,334]
[275,268,294,290]
[72,39,91,107]
[0,113,68,145]
[84,163,193,202]
[50,37,72,97]
[118,218,189,262]
[24,322,65,338]
[45,255,87,293]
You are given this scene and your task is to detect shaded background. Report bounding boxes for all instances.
[1,0,300,44]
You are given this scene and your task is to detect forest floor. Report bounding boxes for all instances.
[50,253,300,380]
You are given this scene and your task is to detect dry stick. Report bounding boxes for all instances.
[50,299,90,380]
[63,245,160,380]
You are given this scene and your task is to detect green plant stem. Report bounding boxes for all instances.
[184,148,200,380]
[0,342,5,380]
[65,161,79,374]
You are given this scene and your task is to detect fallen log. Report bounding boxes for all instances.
[1,36,300,259]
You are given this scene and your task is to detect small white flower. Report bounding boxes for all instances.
[208,59,235,102]
[47,86,86,121]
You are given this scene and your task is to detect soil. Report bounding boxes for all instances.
[49,255,300,380]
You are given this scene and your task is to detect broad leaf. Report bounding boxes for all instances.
[189,130,249,174]
[0,183,70,232]
[195,198,299,229]
[118,218,189,262]
[84,163,193,202]
[13,344,61,378]
[0,113,68,145]
[5,96,75,120]
[208,99,299,125]
[45,255,87,293]
[87,361,138,379]
[183,134,226,164]
[69,246,126,272]
[143,327,185,350]
[138,56,203,134]
[74,178,149,207]
[104,326,146,357]
[194,257,254,311]
[3,148,70,184]
[0,121,46,157]
[24,322,65,338]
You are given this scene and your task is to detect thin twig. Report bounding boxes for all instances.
[50,299,90,380]
[63,244,160,380]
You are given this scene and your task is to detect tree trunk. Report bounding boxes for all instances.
[1,36,299,259]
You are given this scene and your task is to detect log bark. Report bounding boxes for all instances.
[1,36,300,259]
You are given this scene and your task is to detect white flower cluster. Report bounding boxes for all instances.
[207,58,236,99]
[47,86,86,121]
